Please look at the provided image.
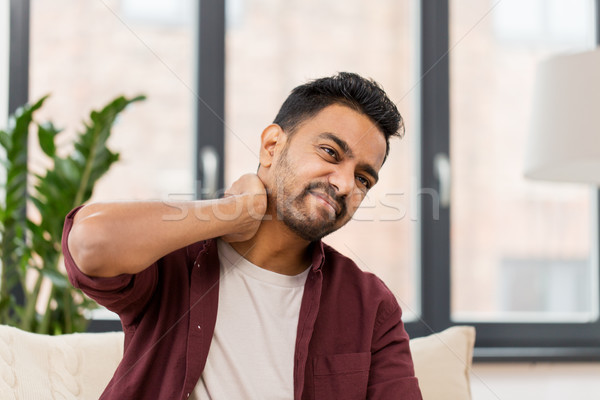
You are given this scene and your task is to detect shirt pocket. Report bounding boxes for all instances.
[313,352,371,400]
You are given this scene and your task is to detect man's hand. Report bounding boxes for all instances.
[221,173,267,243]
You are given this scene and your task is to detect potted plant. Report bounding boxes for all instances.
[0,94,145,334]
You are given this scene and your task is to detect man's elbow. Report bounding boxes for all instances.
[67,220,111,277]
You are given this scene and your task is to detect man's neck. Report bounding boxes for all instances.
[229,213,312,276]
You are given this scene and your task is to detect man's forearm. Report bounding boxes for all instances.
[67,195,262,278]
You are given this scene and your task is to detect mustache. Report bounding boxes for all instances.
[304,181,346,217]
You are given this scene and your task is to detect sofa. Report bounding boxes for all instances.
[0,324,475,399]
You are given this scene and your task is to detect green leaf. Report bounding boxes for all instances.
[0,130,10,151]
[0,96,50,322]
[66,94,144,207]
[37,122,61,157]
[0,296,15,318]
[39,267,69,289]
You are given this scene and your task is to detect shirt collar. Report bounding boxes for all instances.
[201,238,326,272]
[310,240,326,272]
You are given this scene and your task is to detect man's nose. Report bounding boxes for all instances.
[328,164,354,197]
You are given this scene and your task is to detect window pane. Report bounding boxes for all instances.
[30,0,196,321]
[30,0,196,201]
[450,0,598,322]
[226,0,420,318]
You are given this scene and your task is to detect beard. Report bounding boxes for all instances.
[272,147,349,242]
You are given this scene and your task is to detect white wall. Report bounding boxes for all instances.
[471,363,600,400]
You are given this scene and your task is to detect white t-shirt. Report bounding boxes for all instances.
[192,240,310,400]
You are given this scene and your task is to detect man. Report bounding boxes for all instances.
[62,72,422,399]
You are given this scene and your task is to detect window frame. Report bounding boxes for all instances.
[405,0,600,361]
[7,0,30,307]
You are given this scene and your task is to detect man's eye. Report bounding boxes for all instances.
[356,175,370,188]
[321,146,337,159]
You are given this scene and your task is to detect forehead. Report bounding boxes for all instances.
[291,104,387,167]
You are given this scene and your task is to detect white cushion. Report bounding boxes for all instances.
[410,325,476,400]
[0,324,123,400]
[0,324,475,399]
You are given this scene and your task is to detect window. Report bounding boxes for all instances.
[9,0,600,358]
[28,0,197,327]
[410,0,600,359]
[225,0,421,318]
[30,0,196,201]
[451,0,597,324]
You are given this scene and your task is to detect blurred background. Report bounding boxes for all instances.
[3,0,600,398]
[17,0,597,324]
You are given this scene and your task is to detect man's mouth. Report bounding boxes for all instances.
[310,191,341,216]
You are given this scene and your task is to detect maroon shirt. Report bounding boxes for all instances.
[62,207,422,399]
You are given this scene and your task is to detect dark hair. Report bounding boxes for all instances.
[273,72,404,161]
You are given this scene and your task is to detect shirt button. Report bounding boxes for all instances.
[197,325,201,330]
[187,393,190,398]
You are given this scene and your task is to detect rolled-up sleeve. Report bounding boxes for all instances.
[61,206,158,328]
[367,294,422,399]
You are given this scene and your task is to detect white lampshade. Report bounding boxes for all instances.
[525,48,600,184]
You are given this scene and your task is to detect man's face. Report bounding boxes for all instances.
[267,104,387,242]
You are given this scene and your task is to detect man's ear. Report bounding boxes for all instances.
[259,124,285,168]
